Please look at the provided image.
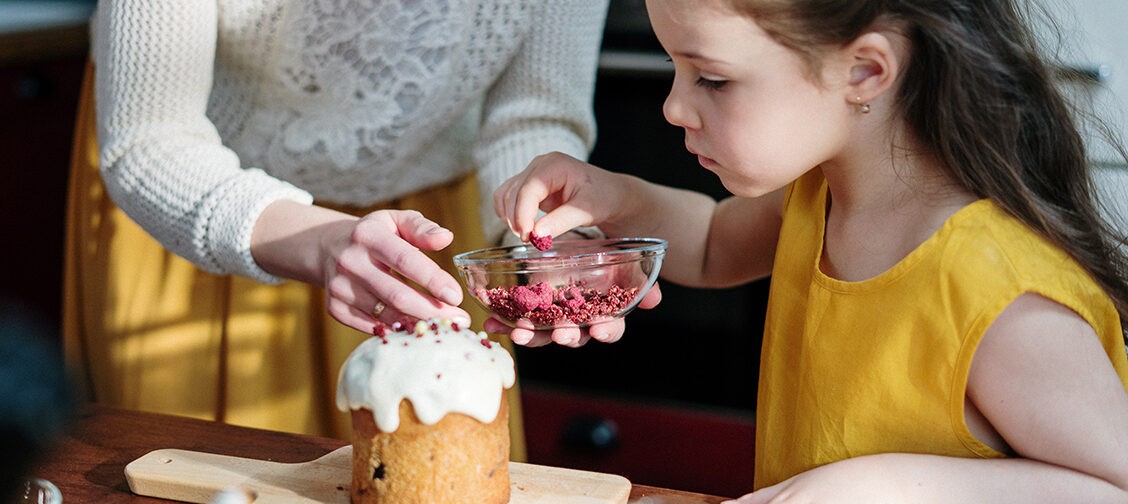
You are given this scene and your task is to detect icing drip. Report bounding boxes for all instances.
[335,319,515,432]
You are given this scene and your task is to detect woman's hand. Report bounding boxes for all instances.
[251,201,470,335]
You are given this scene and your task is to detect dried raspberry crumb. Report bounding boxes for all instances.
[481,281,639,327]
[512,282,554,311]
[480,338,494,349]
[451,321,460,331]
[529,232,552,251]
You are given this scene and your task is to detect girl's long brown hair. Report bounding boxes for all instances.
[727,0,1128,334]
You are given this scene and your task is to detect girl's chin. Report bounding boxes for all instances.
[715,171,780,199]
[697,154,716,169]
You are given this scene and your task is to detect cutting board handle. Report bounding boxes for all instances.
[125,446,352,503]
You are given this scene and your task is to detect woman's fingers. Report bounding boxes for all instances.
[356,211,463,304]
[323,209,470,333]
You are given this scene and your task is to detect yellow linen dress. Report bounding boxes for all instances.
[755,170,1128,488]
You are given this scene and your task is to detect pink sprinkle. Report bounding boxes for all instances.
[480,338,493,349]
[529,232,552,251]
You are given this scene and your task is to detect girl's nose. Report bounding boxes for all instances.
[662,79,699,130]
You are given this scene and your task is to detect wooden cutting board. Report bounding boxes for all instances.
[125,446,631,503]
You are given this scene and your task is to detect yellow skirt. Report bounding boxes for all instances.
[62,64,525,460]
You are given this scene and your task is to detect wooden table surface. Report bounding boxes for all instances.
[27,404,728,503]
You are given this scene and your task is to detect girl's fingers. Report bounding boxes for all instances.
[511,328,554,347]
[587,319,627,343]
[531,205,597,242]
[549,326,584,347]
[487,318,555,347]
[495,178,521,239]
[637,282,663,310]
[512,178,552,241]
[499,152,591,241]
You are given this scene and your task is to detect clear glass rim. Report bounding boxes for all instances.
[452,237,668,269]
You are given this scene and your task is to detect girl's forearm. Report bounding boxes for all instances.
[888,453,1127,503]
[599,173,717,284]
[753,452,1128,504]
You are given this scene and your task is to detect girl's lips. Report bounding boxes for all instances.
[686,143,716,169]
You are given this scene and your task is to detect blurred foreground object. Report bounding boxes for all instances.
[0,298,75,502]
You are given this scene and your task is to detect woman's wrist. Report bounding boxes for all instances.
[250,200,356,286]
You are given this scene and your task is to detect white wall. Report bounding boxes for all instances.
[1039,0,1128,230]
[1040,0,1128,165]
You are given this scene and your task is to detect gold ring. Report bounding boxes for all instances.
[372,301,386,317]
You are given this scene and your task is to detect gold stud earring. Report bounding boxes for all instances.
[856,96,872,114]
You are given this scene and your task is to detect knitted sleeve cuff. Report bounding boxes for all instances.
[200,168,315,284]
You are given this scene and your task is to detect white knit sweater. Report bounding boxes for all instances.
[91,0,607,282]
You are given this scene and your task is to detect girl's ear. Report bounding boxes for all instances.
[842,31,902,105]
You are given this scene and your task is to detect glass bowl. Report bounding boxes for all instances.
[453,238,667,330]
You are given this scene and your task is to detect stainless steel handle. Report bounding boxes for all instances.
[598,50,672,77]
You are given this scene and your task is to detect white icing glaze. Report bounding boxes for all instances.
[335,319,516,432]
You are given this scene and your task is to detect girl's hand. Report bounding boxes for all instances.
[251,201,470,336]
[482,283,663,347]
[494,151,633,244]
[491,153,661,346]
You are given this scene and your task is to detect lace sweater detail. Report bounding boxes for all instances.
[93,0,606,282]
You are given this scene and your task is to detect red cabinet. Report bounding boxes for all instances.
[522,384,756,498]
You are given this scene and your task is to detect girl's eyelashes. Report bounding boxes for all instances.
[695,76,727,90]
[664,55,727,90]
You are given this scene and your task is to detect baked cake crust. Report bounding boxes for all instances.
[350,394,510,503]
